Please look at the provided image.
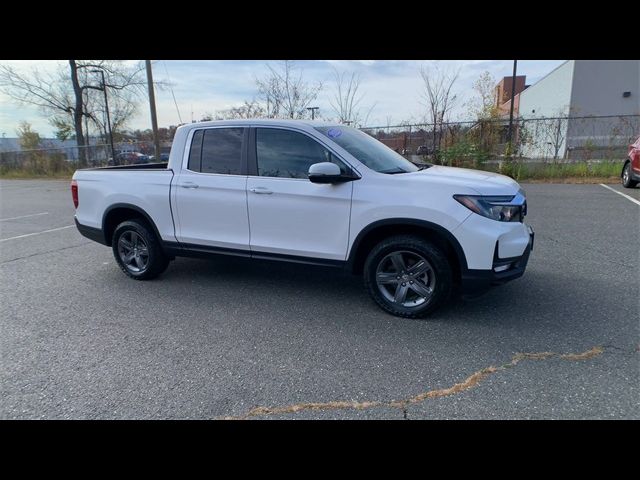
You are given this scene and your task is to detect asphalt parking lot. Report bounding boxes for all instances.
[1,179,638,419]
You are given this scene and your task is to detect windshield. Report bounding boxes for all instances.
[314,126,418,174]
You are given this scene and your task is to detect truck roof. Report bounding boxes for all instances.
[177,118,342,132]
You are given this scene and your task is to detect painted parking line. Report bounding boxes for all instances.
[599,184,640,206]
[0,212,49,222]
[0,225,75,243]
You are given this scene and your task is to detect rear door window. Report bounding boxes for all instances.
[187,128,244,175]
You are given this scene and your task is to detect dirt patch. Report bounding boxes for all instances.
[560,346,604,360]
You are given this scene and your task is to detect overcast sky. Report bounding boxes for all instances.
[0,60,565,138]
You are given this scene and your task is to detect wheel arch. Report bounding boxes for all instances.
[102,203,164,248]
[347,219,468,281]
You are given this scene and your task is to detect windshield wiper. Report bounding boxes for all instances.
[411,161,433,171]
[380,167,409,174]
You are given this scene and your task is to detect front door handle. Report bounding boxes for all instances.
[249,187,273,194]
[180,182,199,189]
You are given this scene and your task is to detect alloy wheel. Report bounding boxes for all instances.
[375,250,436,308]
[117,230,149,273]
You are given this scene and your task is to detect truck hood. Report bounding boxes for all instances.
[409,165,522,195]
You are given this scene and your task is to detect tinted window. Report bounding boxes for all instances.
[314,126,418,174]
[256,128,349,179]
[197,128,243,175]
[187,130,204,172]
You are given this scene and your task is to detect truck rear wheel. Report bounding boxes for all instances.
[363,235,452,318]
[112,219,169,280]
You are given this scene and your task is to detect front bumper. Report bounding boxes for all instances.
[460,225,534,296]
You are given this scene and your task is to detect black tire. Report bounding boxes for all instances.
[112,219,169,280]
[622,162,638,188]
[363,235,453,319]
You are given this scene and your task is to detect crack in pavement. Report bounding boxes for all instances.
[0,242,92,265]
[600,343,639,356]
[221,346,604,420]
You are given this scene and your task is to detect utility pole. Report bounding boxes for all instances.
[506,60,518,158]
[145,60,161,163]
[91,69,115,165]
[307,106,319,120]
[84,88,90,164]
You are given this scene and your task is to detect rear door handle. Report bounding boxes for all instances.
[249,187,273,194]
[180,182,199,189]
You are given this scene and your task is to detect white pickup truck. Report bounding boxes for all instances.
[72,119,534,318]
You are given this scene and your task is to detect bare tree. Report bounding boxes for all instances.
[330,70,362,123]
[84,83,140,143]
[0,60,147,166]
[212,100,267,120]
[256,61,322,119]
[419,65,460,160]
[520,111,569,161]
[329,70,376,127]
[542,116,568,160]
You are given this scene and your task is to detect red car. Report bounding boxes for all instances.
[622,136,640,188]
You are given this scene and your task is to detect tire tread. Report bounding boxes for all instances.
[622,162,638,188]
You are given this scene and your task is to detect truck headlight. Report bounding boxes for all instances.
[453,194,526,222]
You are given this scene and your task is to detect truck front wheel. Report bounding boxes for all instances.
[622,162,638,188]
[363,235,452,318]
[112,219,169,280]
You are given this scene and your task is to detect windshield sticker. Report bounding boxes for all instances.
[327,128,342,138]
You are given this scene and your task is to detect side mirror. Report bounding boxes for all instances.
[308,162,355,184]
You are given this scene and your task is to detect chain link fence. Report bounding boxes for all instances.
[361,114,640,168]
[1,115,638,177]
[0,141,169,176]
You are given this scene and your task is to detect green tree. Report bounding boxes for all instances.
[17,121,41,150]
[468,71,499,120]
[51,117,74,140]
[16,121,42,173]
[466,71,504,160]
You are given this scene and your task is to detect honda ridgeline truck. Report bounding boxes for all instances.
[72,120,534,318]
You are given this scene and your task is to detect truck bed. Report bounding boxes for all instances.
[73,166,176,242]
[83,162,170,171]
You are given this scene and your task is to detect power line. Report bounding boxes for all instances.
[163,61,183,124]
